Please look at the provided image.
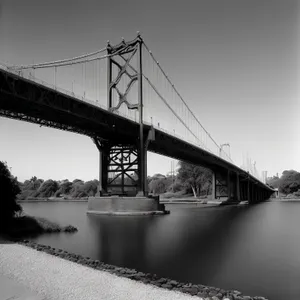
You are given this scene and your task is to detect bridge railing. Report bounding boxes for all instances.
[0,63,109,113]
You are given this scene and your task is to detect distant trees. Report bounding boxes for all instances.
[0,161,22,221]
[148,173,179,195]
[267,170,300,196]
[34,180,59,198]
[177,161,212,198]
[18,177,100,200]
[278,170,300,195]
[149,176,168,194]
[54,180,73,197]
[16,161,216,199]
[147,162,213,198]
[70,180,99,198]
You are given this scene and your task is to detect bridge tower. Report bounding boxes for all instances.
[93,33,149,197]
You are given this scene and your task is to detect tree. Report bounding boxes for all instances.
[266,176,280,189]
[278,170,300,194]
[70,179,84,197]
[0,161,22,221]
[81,180,98,196]
[177,161,212,197]
[34,179,59,198]
[54,180,73,197]
[149,177,168,194]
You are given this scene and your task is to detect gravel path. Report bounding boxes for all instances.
[0,244,200,300]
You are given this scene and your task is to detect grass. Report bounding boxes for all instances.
[0,215,77,237]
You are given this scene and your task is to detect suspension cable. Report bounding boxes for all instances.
[143,75,206,149]
[8,46,127,70]
[9,53,109,70]
[142,42,222,152]
[117,52,231,160]
[8,47,107,70]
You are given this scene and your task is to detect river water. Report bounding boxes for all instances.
[22,201,300,300]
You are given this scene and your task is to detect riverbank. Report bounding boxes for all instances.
[1,239,268,300]
[18,197,219,204]
[0,215,77,237]
[0,242,198,300]
[18,198,88,203]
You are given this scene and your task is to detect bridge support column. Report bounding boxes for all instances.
[240,181,245,201]
[247,176,250,202]
[89,135,167,215]
[137,144,147,197]
[255,185,258,203]
[92,125,155,197]
[211,172,216,200]
[93,138,139,196]
[243,181,247,200]
[236,172,240,202]
[214,170,228,200]
[227,170,231,200]
[106,34,148,196]
[137,35,146,197]
[219,169,241,205]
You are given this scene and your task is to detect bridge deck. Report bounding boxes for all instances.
[0,68,272,191]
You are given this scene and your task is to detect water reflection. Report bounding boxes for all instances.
[87,214,151,269]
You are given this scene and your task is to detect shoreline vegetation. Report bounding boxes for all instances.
[0,214,77,237]
[0,160,78,237]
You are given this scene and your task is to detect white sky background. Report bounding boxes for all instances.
[0,0,299,182]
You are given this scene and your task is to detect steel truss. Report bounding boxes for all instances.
[216,177,228,198]
[0,109,93,136]
[93,138,139,196]
[107,145,138,194]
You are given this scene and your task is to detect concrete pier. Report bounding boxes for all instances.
[87,196,168,215]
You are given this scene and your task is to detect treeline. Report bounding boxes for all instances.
[18,177,99,200]
[17,162,213,200]
[267,170,300,197]
[148,162,212,198]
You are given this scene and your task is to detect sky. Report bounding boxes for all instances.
[0,0,299,182]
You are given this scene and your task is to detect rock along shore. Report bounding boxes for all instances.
[10,239,268,300]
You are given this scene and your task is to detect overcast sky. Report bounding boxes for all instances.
[0,0,299,182]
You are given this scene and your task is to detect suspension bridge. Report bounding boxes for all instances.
[0,33,274,204]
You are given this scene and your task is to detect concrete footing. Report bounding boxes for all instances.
[87,196,168,216]
[219,197,242,206]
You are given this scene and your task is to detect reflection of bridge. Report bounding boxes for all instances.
[0,33,274,203]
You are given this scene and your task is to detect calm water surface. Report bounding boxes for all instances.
[22,201,300,300]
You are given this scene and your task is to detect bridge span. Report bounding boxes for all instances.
[0,34,274,203]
